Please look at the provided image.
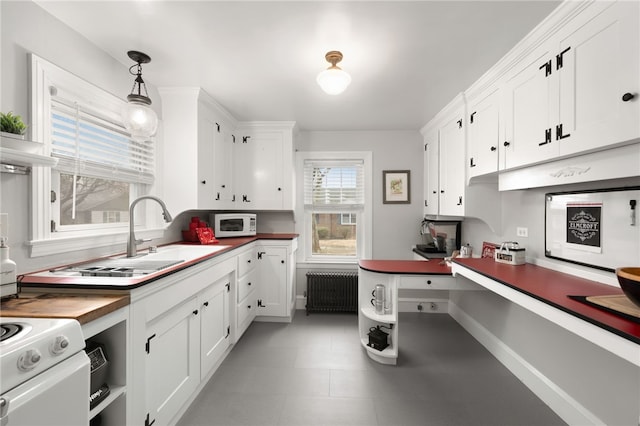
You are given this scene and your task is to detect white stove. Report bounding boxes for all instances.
[0,317,89,425]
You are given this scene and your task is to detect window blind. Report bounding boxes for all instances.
[50,88,154,184]
[303,159,364,210]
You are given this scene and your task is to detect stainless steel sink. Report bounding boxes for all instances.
[62,259,184,277]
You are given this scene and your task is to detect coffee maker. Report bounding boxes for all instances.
[417,219,461,258]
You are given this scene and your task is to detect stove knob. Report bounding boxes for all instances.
[17,349,42,371]
[50,335,70,355]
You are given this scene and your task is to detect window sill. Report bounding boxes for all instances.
[29,228,165,258]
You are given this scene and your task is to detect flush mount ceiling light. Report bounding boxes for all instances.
[316,51,352,95]
[122,50,158,141]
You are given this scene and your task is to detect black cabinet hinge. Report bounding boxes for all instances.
[469,112,476,124]
[215,192,220,201]
[539,60,552,77]
[457,119,463,129]
[555,123,570,140]
[225,326,230,338]
[145,334,156,354]
[242,194,251,203]
[232,134,236,143]
[215,122,220,132]
[145,413,156,426]
[469,157,476,168]
[225,282,230,292]
[50,190,57,203]
[556,47,571,70]
[457,196,463,206]
[539,128,552,146]
[257,251,265,260]
[424,143,427,151]
[242,136,251,143]
[51,220,57,233]
[258,299,264,307]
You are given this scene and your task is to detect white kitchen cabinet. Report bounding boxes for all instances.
[199,276,231,380]
[234,244,258,340]
[143,295,200,426]
[234,122,296,210]
[159,87,237,213]
[210,119,236,209]
[422,128,439,216]
[255,238,297,321]
[556,0,639,157]
[421,95,466,217]
[466,86,501,178]
[501,0,639,170]
[130,255,236,426]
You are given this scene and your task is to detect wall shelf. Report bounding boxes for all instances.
[0,139,58,173]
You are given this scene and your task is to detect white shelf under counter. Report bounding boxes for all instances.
[360,305,396,324]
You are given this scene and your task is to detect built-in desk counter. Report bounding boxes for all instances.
[451,258,640,367]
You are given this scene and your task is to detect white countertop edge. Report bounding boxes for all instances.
[451,263,640,367]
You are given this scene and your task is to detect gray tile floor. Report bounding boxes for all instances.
[177,312,566,426]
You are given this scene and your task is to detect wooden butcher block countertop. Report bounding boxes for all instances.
[0,292,130,324]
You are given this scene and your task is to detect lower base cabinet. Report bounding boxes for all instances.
[255,238,297,322]
[130,256,235,426]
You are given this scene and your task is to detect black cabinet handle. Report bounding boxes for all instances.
[201,180,206,184]
[622,93,636,102]
[490,146,497,152]
[248,282,252,286]
[427,280,432,285]
[432,190,437,194]
[281,260,285,264]
[193,309,199,315]
[440,190,445,194]
[503,141,510,147]
[277,187,282,191]
[221,184,226,188]
[203,301,209,307]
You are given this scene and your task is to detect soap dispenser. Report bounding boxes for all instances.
[1,236,18,298]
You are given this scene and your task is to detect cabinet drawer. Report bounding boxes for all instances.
[398,275,466,290]
[237,269,257,303]
[237,250,257,277]
[237,293,257,329]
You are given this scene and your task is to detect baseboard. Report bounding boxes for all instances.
[448,301,603,426]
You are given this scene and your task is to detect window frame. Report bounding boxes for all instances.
[28,54,162,257]
[295,151,372,264]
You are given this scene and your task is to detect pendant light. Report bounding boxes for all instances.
[122,50,158,141]
[317,51,351,95]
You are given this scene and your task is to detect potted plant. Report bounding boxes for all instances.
[0,112,27,139]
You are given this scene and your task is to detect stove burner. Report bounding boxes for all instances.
[1,323,23,342]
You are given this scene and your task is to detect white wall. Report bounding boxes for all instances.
[0,1,165,274]
[296,130,424,260]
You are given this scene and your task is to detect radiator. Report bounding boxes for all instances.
[305,272,358,315]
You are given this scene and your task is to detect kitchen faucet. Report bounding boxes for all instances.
[127,195,173,257]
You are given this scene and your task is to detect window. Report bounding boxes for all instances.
[298,152,372,262]
[29,54,157,256]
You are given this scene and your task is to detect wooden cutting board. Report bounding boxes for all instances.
[0,292,129,324]
[586,295,640,319]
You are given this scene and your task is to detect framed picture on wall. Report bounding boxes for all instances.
[383,170,410,204]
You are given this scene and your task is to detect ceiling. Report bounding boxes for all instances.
[36,1,561,131]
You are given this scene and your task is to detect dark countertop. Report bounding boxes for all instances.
[451,258,640,344]
[359,259,451,275]
[19,233,298,291]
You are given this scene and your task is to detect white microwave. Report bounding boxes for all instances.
[212,213,257,237]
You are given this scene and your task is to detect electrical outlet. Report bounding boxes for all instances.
[0,213,8,239]
[417,303,423,312]
[430,302,438,311]
[516,227,528,238]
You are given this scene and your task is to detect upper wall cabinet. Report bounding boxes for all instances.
[234,122,296,211]
[421,95,466,218]
[159,88,237,214]
[501,0,639,171]
[466,86,501,178]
